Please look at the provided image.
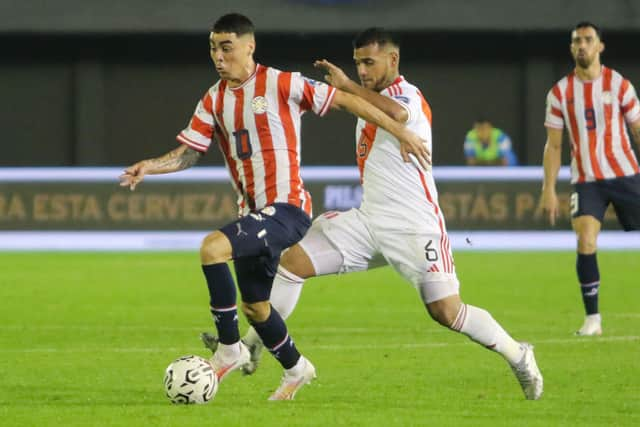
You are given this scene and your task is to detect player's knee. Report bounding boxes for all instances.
[426,296,461,328]
[576,232,598,253]
[241,301,270,323]
[280,244,315,279]
[200,232,232,264]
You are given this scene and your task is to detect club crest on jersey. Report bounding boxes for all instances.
[602,91,613,104]
[251,96,268,114]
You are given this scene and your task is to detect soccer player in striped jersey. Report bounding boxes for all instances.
[541,22,640,336]
[204,27,543,400]
[119,14,429,401]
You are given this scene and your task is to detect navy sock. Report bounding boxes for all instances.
[576,253,600,315]
[251,306,300,369]
[202,263,240,345]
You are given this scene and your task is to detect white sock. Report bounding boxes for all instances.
[270,265,305,319]
[217,342,241,359]
[242,265,305,348]
[285,355,307,376]
[586,313,601,323]
[452,303,525,365]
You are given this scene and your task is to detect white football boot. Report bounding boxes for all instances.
[209,341,251,383]
[201,331,264,375]
[510,342,543,400]
[268,356,316,401]
[575,314,602,336]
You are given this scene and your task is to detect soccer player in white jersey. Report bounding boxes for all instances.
[203,27,543,400]
[541,22,640,336]
[119,14,429,401]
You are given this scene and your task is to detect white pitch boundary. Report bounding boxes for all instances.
[0,230,638,251]
[1,335,637,353]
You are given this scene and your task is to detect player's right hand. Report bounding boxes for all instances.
[399,129,431,170]
[313,59,351,91]
[540,189,559,226]
[119,161,149,191]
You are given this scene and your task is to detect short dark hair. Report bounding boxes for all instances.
[213,13,254,35]
[352,27,399,50]
[574,21,602,40]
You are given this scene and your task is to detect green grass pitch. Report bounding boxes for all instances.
[0,252,638,426]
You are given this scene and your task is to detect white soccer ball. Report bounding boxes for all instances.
[164,355,218,404]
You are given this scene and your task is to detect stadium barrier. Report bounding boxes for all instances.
[0,166,637,250]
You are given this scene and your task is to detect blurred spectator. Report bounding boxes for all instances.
[464,119,518,166]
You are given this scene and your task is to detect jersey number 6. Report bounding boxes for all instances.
[424,240,439,262]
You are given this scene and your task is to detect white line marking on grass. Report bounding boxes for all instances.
[1,335,637,353]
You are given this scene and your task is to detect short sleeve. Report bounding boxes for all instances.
[620,80,640,124]
[289,73,337,116]
[177,88,216,152]
[544,88,564,129]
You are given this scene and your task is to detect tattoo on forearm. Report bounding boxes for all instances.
[150,147,201,172]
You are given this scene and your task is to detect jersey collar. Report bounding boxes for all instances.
[229,63,261,91]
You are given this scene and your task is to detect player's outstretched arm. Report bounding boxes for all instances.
[329,90,430,168]
[119,145,202,191]
[314,59,408,123]
[541,127,563,225]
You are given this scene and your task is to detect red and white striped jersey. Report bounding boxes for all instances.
[177,64,336,215]
[545,66,640,183]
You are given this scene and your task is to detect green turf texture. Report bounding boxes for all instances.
[0,252,638,426]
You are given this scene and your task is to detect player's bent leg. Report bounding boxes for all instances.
[241,300,271,323]
[422,285,543,400]
[238,264,307,375]
[200,230,234,264]
[199,229,247,382]
[572,216,603,336]
[241,228,348,375]
[248,303,316,400]
[280,243,318,279]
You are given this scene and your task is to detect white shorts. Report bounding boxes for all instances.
[298,208,460,303]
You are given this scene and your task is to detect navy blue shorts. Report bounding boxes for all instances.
[571,173,640,231]
[219,203,311,303]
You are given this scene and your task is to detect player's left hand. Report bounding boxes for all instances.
[313,59,352,90]
[399,129,431,169]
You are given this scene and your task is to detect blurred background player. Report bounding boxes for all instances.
[120,14,430,401]
[464,118,518,166]
[204,27,543,400]
[541,22,640,336]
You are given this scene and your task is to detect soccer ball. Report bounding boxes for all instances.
[164,355,218,404]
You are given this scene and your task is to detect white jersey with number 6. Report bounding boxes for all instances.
[299,76,457,295]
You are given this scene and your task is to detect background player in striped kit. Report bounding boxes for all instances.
[541,22,640,336]
[119,14,430,401]
[204,27,543,400]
